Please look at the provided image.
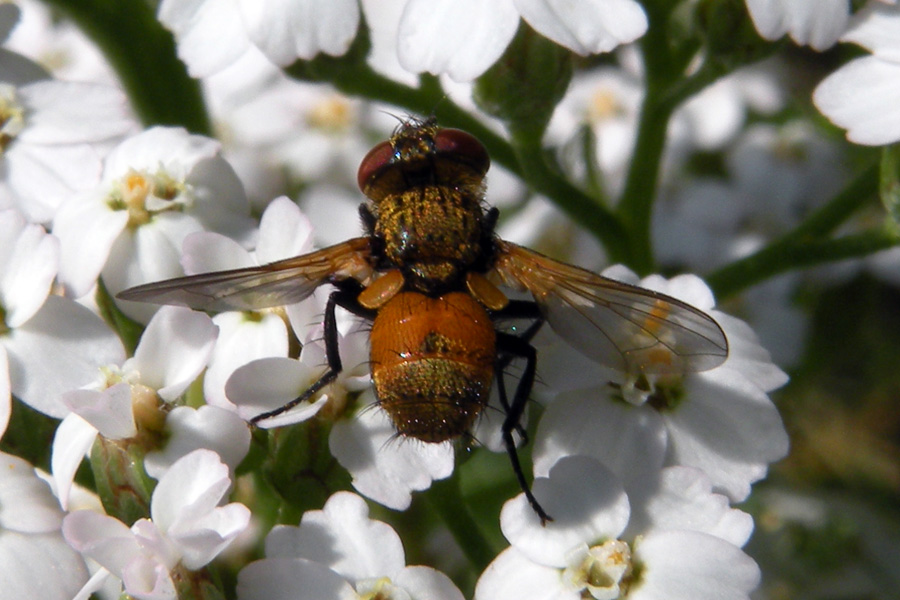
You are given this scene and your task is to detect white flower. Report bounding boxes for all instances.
[813,2,900,145]
[328,391,456,510]
[475,456,760,600]
[50,306,245,509]
[0,3,48,86]
[533,268,789,502]
[237,491,464,600]
[176,196,321,409]
[158,0,360,78]
[203,51,382,207]
[63,449,251,600]
[745,0,849,51]
[4,0,120,84]
[395,0,647,81]
[228,330,449,511]
[0,452,91,600]
[0,209,125,420]
[0,78,136,223]
[546,53,783,198]
[52,126,254,314]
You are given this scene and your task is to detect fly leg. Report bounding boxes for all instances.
[493,300,544,442]
[495,303,552,524]
[249,281,374,425]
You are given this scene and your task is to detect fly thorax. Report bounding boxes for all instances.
[374,185,484,288]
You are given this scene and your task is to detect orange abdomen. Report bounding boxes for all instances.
[370,291,496,443]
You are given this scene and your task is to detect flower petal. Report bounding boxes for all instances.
[130,306,218,400]
[265,491,405,580]
[474,547,569,600]
[813,55,900,146]
[238,0,360,64]
[0,451,65,533]
[0,530,90,600]
[330,397,455,510]
[237,557,357,600]
[63,510,141,576]
[397,0,519,81]
[51,414,99,510]
[501,456,630,568]
[630,530,760,600]
[225,356,327,426]
[0,213,58,326]
[515,0,647,55]
[143,405,251,479]
[150,449,231,529]
[5,296,125,418]
[158,0,252,78]
[63,383,136,440]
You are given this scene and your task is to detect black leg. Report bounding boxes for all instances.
[496,330,552,525]
[493,300,544,440]
[249,283,372,424]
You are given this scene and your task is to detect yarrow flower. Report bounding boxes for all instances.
[475,457,760,600]
[0,75,136,224]
[813,2,900,145]
[533,266,789,501]
[395,0,648,81]
[0,209,125,418]
[157,0,361,77]
[237,491,464,600]
[63,449,251,600]
[745,0,849,51]
[51,305,250,509]
[0,452,90,599]
[52,126,254,315]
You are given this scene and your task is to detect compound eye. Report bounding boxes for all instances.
[357,140,394,192]
[433,128,490,175]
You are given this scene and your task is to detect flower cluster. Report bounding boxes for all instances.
[1,1,897,599]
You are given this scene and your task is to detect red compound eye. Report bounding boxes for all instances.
[357,140,394,192]
[433,128,490,175]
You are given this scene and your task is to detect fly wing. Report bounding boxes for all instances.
[490,240,728,375]
[117,237,374,312]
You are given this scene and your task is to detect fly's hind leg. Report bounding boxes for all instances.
[496,320,552,525]
[249,280,374,425]
[493,300,544,443]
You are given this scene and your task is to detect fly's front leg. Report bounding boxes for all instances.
[496,330,552,525]
[249,282,373,425]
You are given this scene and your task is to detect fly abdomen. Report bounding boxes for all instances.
[370,291,496,443]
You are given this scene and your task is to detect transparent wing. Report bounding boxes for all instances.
[117,237,373,312]
[490,240,728,375]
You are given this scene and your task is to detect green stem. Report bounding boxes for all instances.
[426,476,498,573]
[709,226,900,300]
[792,162,879,239]
[39,0,211,134]
[509,135,630,263]
[615,5,689,273]
[708,162,881,299]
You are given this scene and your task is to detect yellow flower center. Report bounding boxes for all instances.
[306,95,354,133]
[0,85,26,154]
[107,167,189,228]
[564,540,633,600]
